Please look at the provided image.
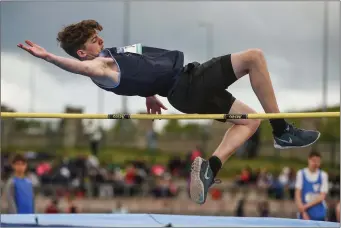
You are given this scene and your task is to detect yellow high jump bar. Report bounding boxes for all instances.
[0,112,339,120]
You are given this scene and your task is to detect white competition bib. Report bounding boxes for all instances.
[116,43,142,54]
[305,192,320,203]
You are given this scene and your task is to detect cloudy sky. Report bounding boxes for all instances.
[1,1,340,131]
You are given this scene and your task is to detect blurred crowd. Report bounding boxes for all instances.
[1,148,339,201]
[233,166,340,201]
[1,147,339,222]
[0,148,204,200]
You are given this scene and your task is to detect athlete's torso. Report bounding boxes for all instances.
[90,46,184,97]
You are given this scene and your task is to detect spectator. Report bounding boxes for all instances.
[67,197,78,213]
[190,147,203,162]
[124,164,137,185]
[151,173,178,198]
[210,187,223,201]
[329,173,340,198]
[295,151,328,221]
[36,161,52,177]
[4,154,35,214]
[45,199,59,213]
[235,167,252,186]
[258,201,270,217]
[250,168,260,185]
[151,164,166,177]
[278,167,290,186]
[327,200,339,222]
[168,156,183,177]
[278,167,296,200]
[112,166,125,183]
[267,173,284,200]
[235,198,245,217]
[86,154,100,170]
[257,168,272,189]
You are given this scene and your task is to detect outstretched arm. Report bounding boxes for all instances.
[45,53,109,77]
[18,40,118,80]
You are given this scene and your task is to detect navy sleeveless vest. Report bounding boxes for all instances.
[92,46,184,97]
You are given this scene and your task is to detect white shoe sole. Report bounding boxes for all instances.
[190,157,205,204]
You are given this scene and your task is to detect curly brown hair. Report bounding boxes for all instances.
[57,20,103,59]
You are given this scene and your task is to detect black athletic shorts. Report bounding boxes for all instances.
[167,54,237,122]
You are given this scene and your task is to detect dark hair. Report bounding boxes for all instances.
[309,150,321,158]
[11,154,27,164]
[57,19,103,59]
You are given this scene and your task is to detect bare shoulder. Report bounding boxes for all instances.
[92,57,119,82]
[96,56,115,63]
[93,57,117,70]
[85,57,114,67]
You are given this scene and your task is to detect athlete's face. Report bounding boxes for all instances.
[308,155,321,171]
[77,33,104,60]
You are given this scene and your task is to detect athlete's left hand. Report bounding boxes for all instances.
[146,96,167,115]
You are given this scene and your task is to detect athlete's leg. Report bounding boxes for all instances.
[230,49,320,149]
[168,57,262,204]
[186,49,319,205]
[189,99,261,204]
[211,99,260,162]
[231,49,280,113]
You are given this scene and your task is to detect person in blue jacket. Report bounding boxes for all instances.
[18,19,320,205]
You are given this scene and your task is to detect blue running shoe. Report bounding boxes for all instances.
[189,157,220,205]
[274,123,321,149]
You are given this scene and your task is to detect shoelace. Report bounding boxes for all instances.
[287,123,303,136]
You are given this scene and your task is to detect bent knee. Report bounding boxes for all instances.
[244,110,261,131]
[247,118,261,132]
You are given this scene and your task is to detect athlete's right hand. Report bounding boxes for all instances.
[146,96,167,115]
[17,40,49,60]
